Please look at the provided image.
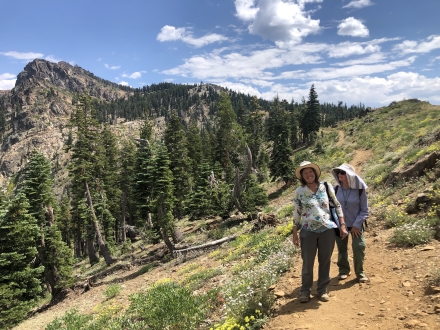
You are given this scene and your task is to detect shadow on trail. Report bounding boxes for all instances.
[328,277,359,292]
[275,276,359,316]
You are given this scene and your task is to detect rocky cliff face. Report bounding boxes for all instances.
[0,59,128,191]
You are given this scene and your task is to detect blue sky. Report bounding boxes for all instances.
[1,0,440,107]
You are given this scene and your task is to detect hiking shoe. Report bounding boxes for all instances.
[318,292,330,302]
[300,293,311,303]
[359,276,369,283]
[338,272,351,280]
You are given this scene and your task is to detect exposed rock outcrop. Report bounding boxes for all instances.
[0,59,128,189]
[385,152,440,186]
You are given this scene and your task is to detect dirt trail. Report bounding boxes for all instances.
[264,228,440,330]
[264,138,440,329]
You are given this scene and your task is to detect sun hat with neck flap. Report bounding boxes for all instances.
[332,163,368,190]
[295,161,321,180]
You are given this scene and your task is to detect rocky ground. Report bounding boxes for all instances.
[263,224,440,330]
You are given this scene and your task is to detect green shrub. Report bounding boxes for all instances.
[424,269,440,290]
[120,240,132,254]
[276,204,293,219]
[222,241,296,322]
[127,280,207,330]
[389,221,434,246]
[103,283,122,299]
[46,309,93,330]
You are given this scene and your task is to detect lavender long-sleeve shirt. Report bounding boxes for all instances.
[334,185,369,230]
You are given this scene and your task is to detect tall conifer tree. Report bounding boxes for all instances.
[267,97,294,184]
[22,150,73,298]
[0,194,44,328]
[164,112,190,219]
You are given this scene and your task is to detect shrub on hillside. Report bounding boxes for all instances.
[389,220,434,246]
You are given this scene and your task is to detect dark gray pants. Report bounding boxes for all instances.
[300,229,336,295]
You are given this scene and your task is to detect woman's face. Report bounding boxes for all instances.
[337,170,348,184]
[302,168,316,185]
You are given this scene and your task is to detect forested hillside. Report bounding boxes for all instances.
[0,59,372,329]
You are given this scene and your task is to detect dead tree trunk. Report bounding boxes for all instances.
[84,180,115,266]
[120,190,127,242]
[162,228,175,254]
[232,145,253,213]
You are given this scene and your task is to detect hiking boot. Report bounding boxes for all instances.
[359,276,369,283]
[318,292,330,302]
[338,272,351,280]
[300,293,311,303]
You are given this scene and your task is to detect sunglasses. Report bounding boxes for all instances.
[336,170,346,175]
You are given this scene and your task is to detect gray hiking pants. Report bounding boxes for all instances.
[300,228,336,295]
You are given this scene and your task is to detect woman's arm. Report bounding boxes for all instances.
[353,189,369,230]
[292,190,302,246]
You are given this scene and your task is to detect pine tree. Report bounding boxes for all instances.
[187,161,214,218]
[0,193,44,328]
[66,93,114,265]
[132,118,155,230]
[186,119,203,181]
[100,124,122,242]
[289,99,300,150]
[150,143,176,253]
[22,150,73,298]
[267,97,294,184]
[302,84,321,142]
[119,139,136,242]
[246,96,264,169]
[215,92,246,183]
[164,112,191,219]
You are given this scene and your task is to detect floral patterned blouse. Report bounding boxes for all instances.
[293,182,344,232]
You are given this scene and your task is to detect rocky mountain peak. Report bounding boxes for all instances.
[0,59,129,191]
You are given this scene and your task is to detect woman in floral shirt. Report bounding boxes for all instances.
[292,161,348,303]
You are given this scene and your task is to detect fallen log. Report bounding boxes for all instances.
[173,232,243,254]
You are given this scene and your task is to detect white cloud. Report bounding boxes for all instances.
[331,53,387,66]
[434,56,440,61]
[157,25,186,41]
[0,73,16,79]
[393,35,440,55]
[256,71,440,107]
[157,25,228,48]
[342,0,373,9]
[0,51,43,60]
[338,17,369,37]
[45,55,62,63]
[273,56,416,80]
[235,0,322,46]
[162,46,322,80]
[122,71,146,79]
[235,0,259,21]
[105,64,121,70]
[0,73,16,89]
[213,80,262,96]
[119,81,129,86]
[327,41,379,58]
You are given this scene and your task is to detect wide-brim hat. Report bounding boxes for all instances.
[332,163,356,176]
[331,163,368,190]
[295,161,321,180]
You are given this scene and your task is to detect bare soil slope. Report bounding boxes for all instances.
[263,226,440,330]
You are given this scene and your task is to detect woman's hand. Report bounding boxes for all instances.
[351,227,362,238]
[340,223,349,239]
[292,230,300,246]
